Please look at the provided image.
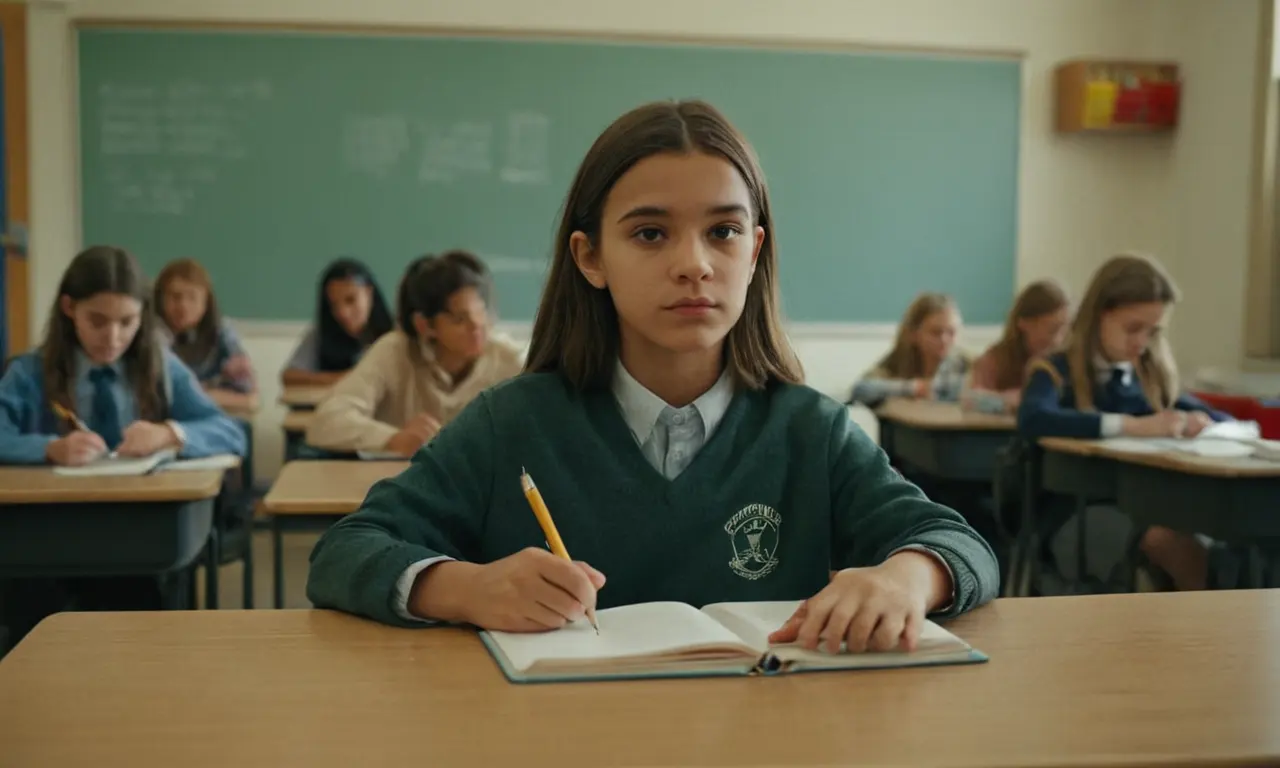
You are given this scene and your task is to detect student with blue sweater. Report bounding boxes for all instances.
[307,100,998,652]
[0,246,248,465]
[1018,253,1233,591]
[0,246,246,644]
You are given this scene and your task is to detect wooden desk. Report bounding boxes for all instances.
[0,468,222,586]
[279,385,330,409]
[874,399,1015,482]
[4,591,1279,767]
[262,460,409,608]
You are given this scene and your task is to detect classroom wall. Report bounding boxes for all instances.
[23,0,1263,481]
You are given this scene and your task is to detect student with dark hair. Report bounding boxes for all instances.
[306,101,998,652]
[305,250,523,455]
[282,258,394,387]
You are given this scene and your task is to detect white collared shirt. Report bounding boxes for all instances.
[611,359,735,480]
[1094,357,1136,437]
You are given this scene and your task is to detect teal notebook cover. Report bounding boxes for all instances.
[478,601,988,685]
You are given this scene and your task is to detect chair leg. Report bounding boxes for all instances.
[273,516,284,609]
[204,529,220,611]
[243,523,255,610]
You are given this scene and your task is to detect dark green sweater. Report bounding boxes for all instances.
[306,373,1000,627]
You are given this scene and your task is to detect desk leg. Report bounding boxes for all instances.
[273,516,284,609]
[1075,494,1088,588]
[243,525,255,610]
[205,528,220,610]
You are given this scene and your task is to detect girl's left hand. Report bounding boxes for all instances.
[117,421,180,457]
[768,554,945,654]
[1182,411,1213,438]
[221,355,254,382]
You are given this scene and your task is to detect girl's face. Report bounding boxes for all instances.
[913,309,960,364]
[570,151,765,360]
[1099,301,1167,363]
[1018,306,1070,358]
[326,278,373,338]
[161,277,208,333]
[420,286,489,360]
[61,292,142,365]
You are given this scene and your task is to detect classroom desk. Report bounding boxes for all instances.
[262,460,409,608]
[281,409,315,462]
[0,468,223,608]
[874,399,1015,481]
[278,385,330,409]
[3,591,1279,767]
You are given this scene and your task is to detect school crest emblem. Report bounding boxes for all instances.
[724,503,781,580]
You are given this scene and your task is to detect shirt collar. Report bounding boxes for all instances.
[74,348,124,382]
[1094,355,1134,386]
[612,359,735,444]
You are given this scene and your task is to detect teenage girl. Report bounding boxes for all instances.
[154,258,258,412]
[850,293,970,407]
[281,258,394,387]
[305,100,998,652]
[963,280,1070,413]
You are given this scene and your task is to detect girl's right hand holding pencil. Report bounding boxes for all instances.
[409,548,606,631]
[45,430,108,466]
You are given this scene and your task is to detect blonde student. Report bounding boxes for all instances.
[963,280,1070,414]
[154,258,258,412]
[306,100,998,651]
[849,293,969,407]
[1017,254,1229,591]
[304,250,523,456]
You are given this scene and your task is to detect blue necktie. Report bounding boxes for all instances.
[88,366,123,449]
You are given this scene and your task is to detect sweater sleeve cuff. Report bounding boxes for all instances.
[393,556,455,622]
[1099,413,1124,438]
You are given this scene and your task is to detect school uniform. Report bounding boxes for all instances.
[0,348,246,647]
[167,318,253,393]
[849,351,971,407]
[304,329,524,452]
[305,366,1001,627]
[1017,352,1230,592]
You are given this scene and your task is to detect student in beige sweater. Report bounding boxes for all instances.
[305,251,523,455]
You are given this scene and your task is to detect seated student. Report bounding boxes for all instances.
[1018,253,1228,591]
[0,246,246,640]
[963,279,1070,414]
[850,293,970,407]
[305,250,523,456]
[155,258,258,412]
[306,100,998,649]
[281,258,394,387]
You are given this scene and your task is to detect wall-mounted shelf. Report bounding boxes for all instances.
[1055,60,1180,134]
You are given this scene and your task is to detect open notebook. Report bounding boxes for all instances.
[52,451,240,477]
[1099,421,1280,461]
[480,600,986,684]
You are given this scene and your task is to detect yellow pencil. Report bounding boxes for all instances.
[51,402,89,432]
[520,467,600,634]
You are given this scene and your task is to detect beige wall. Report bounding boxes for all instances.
[22,0,1268,479]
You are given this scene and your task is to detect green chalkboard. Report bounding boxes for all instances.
[78,28,1020,322]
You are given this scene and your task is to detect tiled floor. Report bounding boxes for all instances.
[196,529,322,610]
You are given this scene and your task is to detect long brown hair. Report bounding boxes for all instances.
[44,246,165,420]
[985,279,1070,390]
[1066,253,1179,411]
[524,100,802,390]
[154,258,221,368]
[872,293,957,378]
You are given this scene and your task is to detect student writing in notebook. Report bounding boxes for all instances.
[1017,254,1230,591]
[849,293,971,408]
[962,279,1070,414]
[307,101,999,653]
[304,250,523,456]
[0,246,247,465]
[0,246,246,643]
[281,258,394,387]
[154,258,259,413]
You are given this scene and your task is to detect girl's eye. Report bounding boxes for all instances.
[633,227,664,244]
[709,224,742,240]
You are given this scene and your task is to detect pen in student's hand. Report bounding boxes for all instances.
[520,466,600,634]
[51,402,90,433]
